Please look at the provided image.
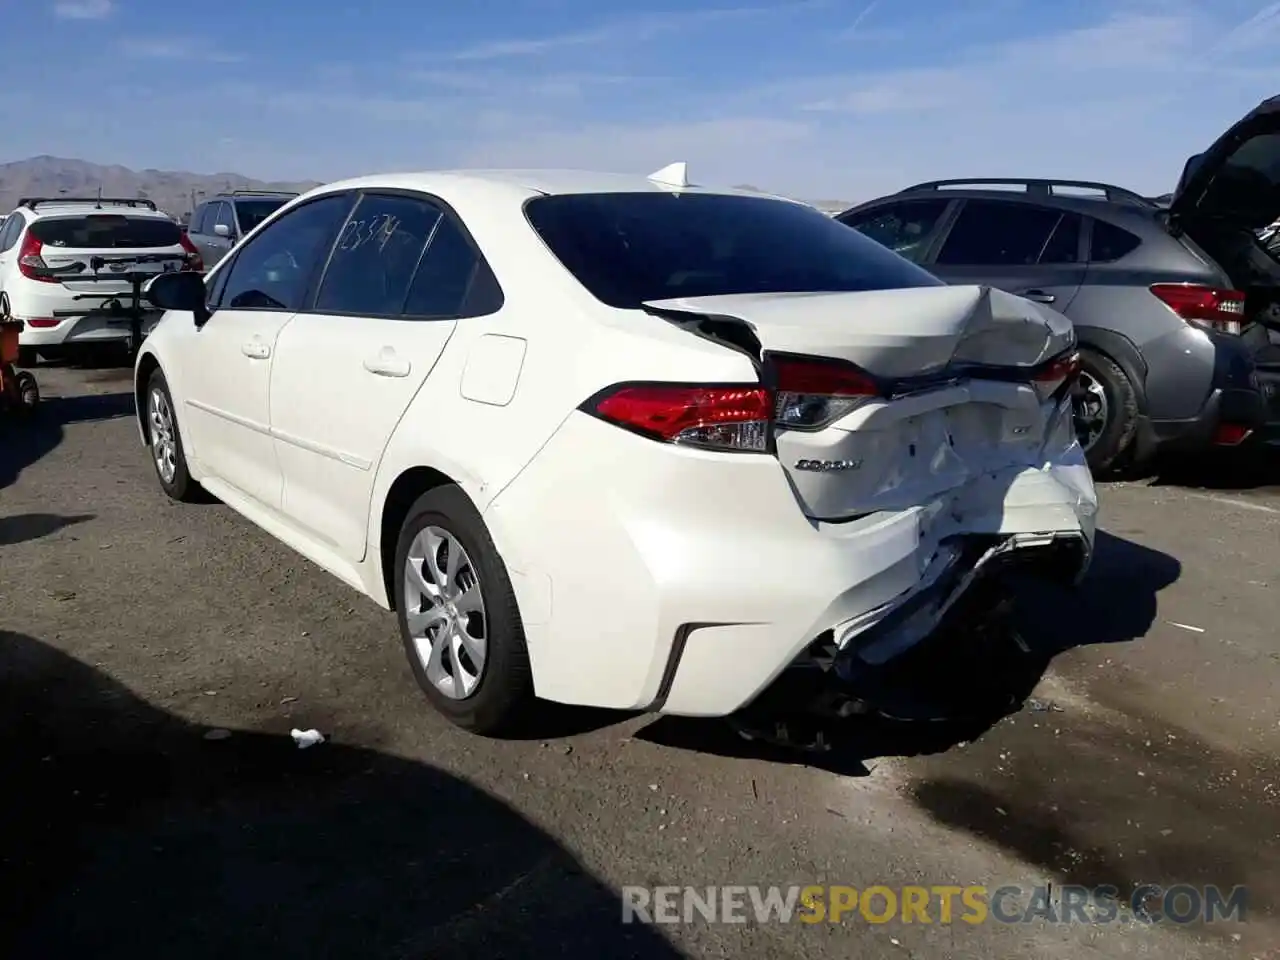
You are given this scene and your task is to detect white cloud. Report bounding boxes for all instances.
[445,1,823,61]
[117,37,241,63]
[53,0,113,19]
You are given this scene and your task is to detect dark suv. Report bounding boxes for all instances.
[836,97,1280,472]
[186,190,297,270]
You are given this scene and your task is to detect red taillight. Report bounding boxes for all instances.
[1212,423,1252,446]
[179,232,203,272]
[26,318,60,328]
[1030,350,1080,403]
[17,233,57,283]
[771,354,882,430]
[588,384,772,451]
[1150,283,1245,335]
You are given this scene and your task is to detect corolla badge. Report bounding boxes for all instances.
[795,458,862,472]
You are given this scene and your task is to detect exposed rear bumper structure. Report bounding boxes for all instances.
[727,532,1089,751]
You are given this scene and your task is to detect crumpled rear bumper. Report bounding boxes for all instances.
[486,406,1096,719]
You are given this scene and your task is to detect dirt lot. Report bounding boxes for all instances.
[3,364,1279,959]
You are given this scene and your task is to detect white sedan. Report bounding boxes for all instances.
[134,163,1097,735]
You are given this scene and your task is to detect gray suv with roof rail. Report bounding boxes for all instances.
[836,95,1280,473]
[186,190,297,270]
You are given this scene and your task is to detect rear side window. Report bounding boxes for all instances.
[314,193,444,316]
[403,216,482,317]
[525,192,942,309]
[1089,220,1142,262]
[936,200,1077,266]
[30,214,182,249]
[837,199,950,263]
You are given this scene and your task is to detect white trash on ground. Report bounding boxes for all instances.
[291,728,325,749]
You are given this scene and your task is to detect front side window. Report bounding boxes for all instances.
[314,193,444,316]
[219,193,354,312]
[213,202,235,234]
[837,199,950,263]
[525,192,942,309]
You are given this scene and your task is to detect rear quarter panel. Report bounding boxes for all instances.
[1070,226,1227,421]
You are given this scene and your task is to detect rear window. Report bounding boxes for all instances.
[30,214,181,249]
[524,192,942,309]
[234,198,290,232]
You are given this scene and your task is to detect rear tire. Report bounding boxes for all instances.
[394,485,534,735]
[1075,348,1139,475]
[145,369,202,503]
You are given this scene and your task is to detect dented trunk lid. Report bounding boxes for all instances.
[644,285,1079,522]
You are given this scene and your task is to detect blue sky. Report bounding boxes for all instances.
[3,0,1280,201]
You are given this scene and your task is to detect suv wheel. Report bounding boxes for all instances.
[1074,349,1139,474]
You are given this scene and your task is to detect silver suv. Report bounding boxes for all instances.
[186,191,296,269]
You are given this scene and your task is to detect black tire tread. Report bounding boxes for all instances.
[1079,348,1139,475]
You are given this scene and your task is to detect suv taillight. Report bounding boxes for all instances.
[179,231,204,272]
[17,233,57,283]
[1150,283,1246,335]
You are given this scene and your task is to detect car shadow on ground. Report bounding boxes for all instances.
[0,631,682,960]
[1144,445,1280,493]
[0,511,95,545]
[635,531,1181,777]
[0,391,134,489]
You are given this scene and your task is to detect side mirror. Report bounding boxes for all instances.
[213,223,232,238]
[146,271,211,326]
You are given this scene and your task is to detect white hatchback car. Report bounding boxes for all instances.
[134,165,1098,735]
[0,197,201,364]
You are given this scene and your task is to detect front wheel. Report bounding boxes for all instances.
[1073,349,1139,474]
[146,369,202,502]
[394,485,534,735]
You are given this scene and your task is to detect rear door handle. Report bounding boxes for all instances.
[363,348,411,378]
[241,339,270,359]
[1019,289,1056,303]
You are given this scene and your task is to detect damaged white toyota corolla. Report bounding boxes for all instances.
[134,163,1097,737]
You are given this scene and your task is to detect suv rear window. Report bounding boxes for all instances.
[525,192,942,309]
[234,198,290,233]
[30,214,181,249]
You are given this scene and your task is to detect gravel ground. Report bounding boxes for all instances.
[3,363,1278,960]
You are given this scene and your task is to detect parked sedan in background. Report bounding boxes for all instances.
[134,165,1095,737]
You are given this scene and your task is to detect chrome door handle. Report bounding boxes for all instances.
[363,348,411,378]
[1020,290,1056,304]
[241,339,270,359]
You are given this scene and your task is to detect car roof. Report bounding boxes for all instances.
[19,201,171,220]
[295,169,799,206]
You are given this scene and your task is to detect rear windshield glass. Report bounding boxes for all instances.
[31,215,181,249]
[524,192,943,308]
[234,198,290,232]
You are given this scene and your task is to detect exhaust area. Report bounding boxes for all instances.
[728,532,1090,752]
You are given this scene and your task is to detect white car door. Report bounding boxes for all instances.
[180,192,356,511]
[269,191,495,560]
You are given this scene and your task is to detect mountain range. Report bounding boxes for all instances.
[0,156,321,219]
[0,156,855,219]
